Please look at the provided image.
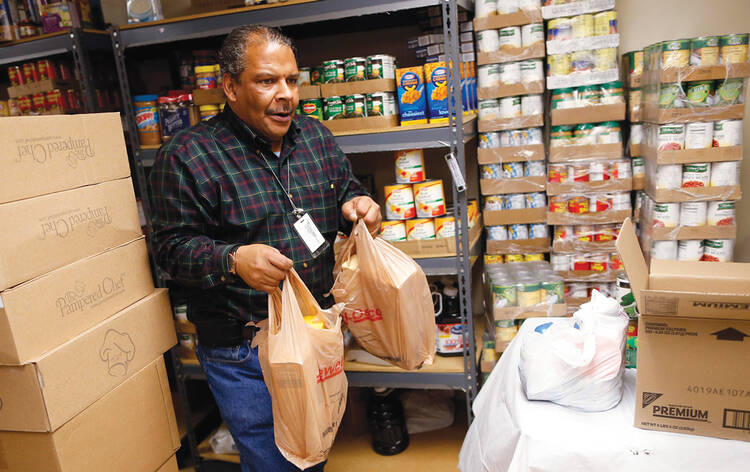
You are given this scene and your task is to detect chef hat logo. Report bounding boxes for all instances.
[99,329,136,377]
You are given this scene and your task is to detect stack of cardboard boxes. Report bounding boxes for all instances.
[0,113,179,471]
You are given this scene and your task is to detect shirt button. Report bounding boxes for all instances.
[303,263,308,268]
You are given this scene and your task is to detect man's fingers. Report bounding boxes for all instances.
[267,250,293,271]
[261,265,287,284]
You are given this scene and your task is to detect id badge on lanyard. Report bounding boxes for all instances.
[292,210,329,259]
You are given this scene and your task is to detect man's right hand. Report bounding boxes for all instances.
[234,244,293,293]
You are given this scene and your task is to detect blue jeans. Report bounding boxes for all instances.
[196,340,326,472]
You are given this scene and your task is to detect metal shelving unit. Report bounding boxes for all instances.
[0,29,111,113]
[111,1,477,469]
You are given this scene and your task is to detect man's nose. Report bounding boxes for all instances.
[277,80,293,101]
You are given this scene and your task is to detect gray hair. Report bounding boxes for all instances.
[218,25,296,80]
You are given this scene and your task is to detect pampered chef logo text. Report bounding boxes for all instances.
[39,205,112,239]
[56,274,126,317]
[14,136,95,168]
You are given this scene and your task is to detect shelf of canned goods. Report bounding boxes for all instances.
[111,1,481,468]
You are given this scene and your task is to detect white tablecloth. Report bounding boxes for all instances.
[459,318,750,472]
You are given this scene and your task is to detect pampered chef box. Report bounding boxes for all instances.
[0,178,143,291]
[617,217,750,442]
[0,357,180,471]
[0,289,176,432]
[0,113,131,204]
[0,238,155,365]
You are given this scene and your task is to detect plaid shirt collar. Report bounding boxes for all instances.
[222,103,301,157]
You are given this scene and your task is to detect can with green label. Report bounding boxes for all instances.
[300,98,323,121]
[541,275,565,304]
[578,85,600,105]
[517,278,541,308]
[492,279,517,307]
[495,319,518,343]
[659,82,684,108]
[345,94,367,118]
[344,57,367,82]
[323,96,344,120]
[720,33,749,64]
[323,59,344,84]
[685,80,714,106]
[716,78,744,105]
[690,36,719,66]
[366,92,397,116]
[661,39,690,68]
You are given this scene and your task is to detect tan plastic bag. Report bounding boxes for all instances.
[331,220,436,370]
[252,269,347,470]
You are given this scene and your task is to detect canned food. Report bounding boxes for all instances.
[468,199,480,228]
[548,53,571,77]
[508,224,529,240]
[591,194,613,212]
[550,125,574,147]
[507,193,526,209]
[554,225,573,241]
[571,50,595,73]
[298,67,311,86]
[384,184,416,220]
[659,83,685,108]
[482,164,503,180]
[652,202,680,228]
[499,26,522,50]
[589,253,608,272]
[366,55,397,80]
[551,17,573,41]
[596,224,617,242]
[499,61,521,85]
[710,161,740,186]
[661,39,690,68]
[521,23,544,47]
[574,123,596,145]
[551,88,575,110]
[475,0,498,18]
[575,225,594,242]
[517,279,541,307]
[657,124,686,150]
[549,195,567,213]
[524,253,545,262]
[707,201,736,226]
[323,60,341,83]
[22,62,39,83]
[684,122,714,149]
[37,59,56,81]
[609,253,623,271]
[485,254,505,265]
[690,36,720,66]
[716,79,744,105]
[600,81,624,104]
[478,64,501,88]
[594,11,617,36]
[485,195,506,211]
[632,157,645,176]
[550,253,571,272]
[479,132,502,148]
[509,127,543,145]
[568,196,589,214]
[713,119,743,146]
[656,164,683,189]
[524,160,546,177]
[685,80,714,106]
[652,240,678,260]
[301,98,324,120]
[520,59,544,83]
[495,319,518,341]
[526,192,546,209]
[570,14,594,39]
[594,48,617,71]
[679,202,708,226]
[578,85,601,105]
[528,223,548,239]
[572,254,590,271]
[501,162,522,179]
[310,66,324,85]
[677,240,704,261]
[32,92,46,112]
[493,281,518,308]
[435,216,455,239]
[414,179,447,217]
[548,163,568,183]
[596,121,622,144]
[366,92,397,116]
[345,94,367,118]
[499,131,513,146]
[380,220,407,242]
[8,98,20,116]
[521,94,543,116]
[323,96,344,120]
[610,160,632,180]
[8,65,23,86]
[479,99,501,121]
[487,225,509,241]
[541,275,565,304]
[682,163,711,188]
[395,149,425,184]
[568,282,588,299]
[701,239,734,262]
[610,193,630,211]
[344,57,367,82]
[720,34,749,64]
[630,124,643,145]
[406,218,437,240]
[499,96,522,118]
[477,29,501,53]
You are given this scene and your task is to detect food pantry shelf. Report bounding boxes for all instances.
[116,0,473,48]
[0,29,111,65]
[138,115,477,164]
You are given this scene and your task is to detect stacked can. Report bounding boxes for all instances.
[622,49,646,189]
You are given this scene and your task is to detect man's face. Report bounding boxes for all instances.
[224,41,299,151]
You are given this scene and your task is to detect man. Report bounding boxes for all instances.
[148,25,380,472]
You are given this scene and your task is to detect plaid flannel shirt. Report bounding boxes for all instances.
[148,105,368,327]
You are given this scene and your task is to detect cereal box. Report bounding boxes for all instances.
[424,61,450,124]
[396,66,428,125]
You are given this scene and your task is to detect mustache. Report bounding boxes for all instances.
[267,106,293,114]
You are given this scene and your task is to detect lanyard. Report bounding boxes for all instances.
[258,150,305,219]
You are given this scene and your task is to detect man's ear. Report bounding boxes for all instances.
[223,73,238,102]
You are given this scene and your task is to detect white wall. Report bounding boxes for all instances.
[617,0,750,261]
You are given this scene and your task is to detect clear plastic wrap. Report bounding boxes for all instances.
[636,191,737,242]
[547,158,632,194]
[551,223,621,252]
[547,191,632,225]
[548,121,624,161]
[550,251,623,281]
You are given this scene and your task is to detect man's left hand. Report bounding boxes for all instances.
[342,196,381,235]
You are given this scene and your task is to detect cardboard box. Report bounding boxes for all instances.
[477,144,545,164]
[546,178,632,196]
[548,143,623,162]
[6,79,75,99]
[424,62,450,124]
[477,80,544,100]
[486,237,550,254]
[642,144,742,165]
[0,178,143,291]
[633,174,645,191]
[321,115,399,134]
[546,68,619,90]
[1,113,130,204]
[0,238,154,365]
[480,176,546,195]
[547,208,631,225]
[630,143,642,157]
[478,114,543,132]
[546,33,619,55]
[484,207,546,226]
[556,269,617,282]
[616,218,750,441]
[550,102,626,126]
[191,88,225,105]
[644,184,741,203]
[477,42,546,66]
[473,7,542,31]
[643,104,745,124]
[0,358,180,470]
[390,220,481,259]
[552,239,616,253]
[648,224,737,241]
[643,62,750,84]
[299,85,321,100]
[0,289,176,432]
[493,303,568,321]
[396,66,428,125]
[320,79,395,98]
[541,0,615,20]
[156,455,179,472]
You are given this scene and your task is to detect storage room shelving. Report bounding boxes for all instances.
[110,0,480,469]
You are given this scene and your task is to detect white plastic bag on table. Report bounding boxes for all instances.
[519,289,628,412]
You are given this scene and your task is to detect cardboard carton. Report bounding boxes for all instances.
[1,113,130,204]
[298,85,321,100]
[552,239,616,253]
[473,8,542,31]
[641,144,742,165]
[632,174,645,191]
[0,358,180,471]
[156,456,179,472]
[477,144,545,164]
[546,178,632,196]
[480,176,546,195]
[0,238,154,365]
[478,114,543,132]
[642,103,745,124]
[548,142,623,162]
[630,143,641,157]
[550,102,626,126]
[486,237,550,254]
[484,207,546,226]
[477,42,545,66]
[477,80,544,100]
[556,269,617,283]
[547,208,631,225]
[320,79,396,98]
[643,62,750,84]
[648,224,737,241]
[390,220,482,259]
[322,115,399,134]
[6,79,75,98]
[644,184,741,203]
[617,218,750,441]
[0,178,143,291]
[0,289,176,432]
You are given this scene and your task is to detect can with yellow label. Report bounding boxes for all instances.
[720,33,749,64]
[380,220,407,242]
[395,149,425,183]
[661,39,690,68]
[384,184,416,220]
[435,216,456,239]
[413,179,447,218]
[406,218,436,240]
